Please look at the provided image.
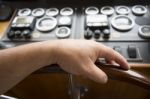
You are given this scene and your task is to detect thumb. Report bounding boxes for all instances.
[83,61,108,84]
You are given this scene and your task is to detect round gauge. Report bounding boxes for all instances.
[132,5,147,15]
[138,25,150,38]
[59,16,71,25]
[55,27,71,38]
[18,8,31,16]
[111,15,135,31]
[101,6,114,16]
[32,8,45,17]
[60,7,73,16]
[116,6,130,15]
[36,17,57,32]
[46,8,59,16]
[85,6,99,15]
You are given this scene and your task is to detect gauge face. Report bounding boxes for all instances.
[139,25,150,38]
[55,27,71,38]
[36,17,57,32]
[116,6,130,15]
[111,15,134,31]
[85,6,99,15]
[58,16,71,26]
[132,5,147,15]
[18,8,31,16]
[46,8,59,16]
[60,7,73,16]
[32,8,45,17]
[101,6,114,16]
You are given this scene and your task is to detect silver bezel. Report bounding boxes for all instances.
[138,25,150,38]
[132,5,147,15]
[60,7,73,16]
[46,8,59,16]
[101,6,114,16]
[32,8,45,17]
[111,15,135,31]
[55,27,71,38]
[85,6,99,15]
[36,17,57,32]
[18,8,31,16]
[116,6,130,15]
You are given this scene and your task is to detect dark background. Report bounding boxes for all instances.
[2,0,150,8]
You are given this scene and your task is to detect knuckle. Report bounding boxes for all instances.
[106,47,115,58]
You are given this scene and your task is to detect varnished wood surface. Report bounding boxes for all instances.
[7,73,70,99]
[0,21,10,39]
[6,73,150,99]
[130,63,150,68]
[0,10,16,39]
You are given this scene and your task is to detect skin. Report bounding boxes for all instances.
[0,39,129,94]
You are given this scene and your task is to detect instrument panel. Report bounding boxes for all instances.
[1,4,150,64]
[79,5,150,41]
[3,7,77,41]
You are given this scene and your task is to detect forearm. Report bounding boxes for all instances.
[0,41,57,94]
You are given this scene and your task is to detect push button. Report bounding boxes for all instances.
[127,45,137,58]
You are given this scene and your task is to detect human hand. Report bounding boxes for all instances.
[52,39,129,83]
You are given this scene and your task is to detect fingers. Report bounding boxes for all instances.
[97,44,130,70]
[112,51,130,70]
[83,61,108,83]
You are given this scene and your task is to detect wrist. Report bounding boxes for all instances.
[42,40,59,66]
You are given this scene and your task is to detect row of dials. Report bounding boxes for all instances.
[18,7,74,17]
[84,5,148,16]
[7,7,74,40]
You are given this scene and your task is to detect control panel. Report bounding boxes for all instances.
[79,5,150,41]
[3,7,77,41]
[1,4,150,64]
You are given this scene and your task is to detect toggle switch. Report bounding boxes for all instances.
[127,45,137,58]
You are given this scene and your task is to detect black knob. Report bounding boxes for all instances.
[94,29,101,39]
[22,30,31,38]
[7,30,15,39]
[84,29,93,39]
[15,30,22,38]
[103,29,110,38]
